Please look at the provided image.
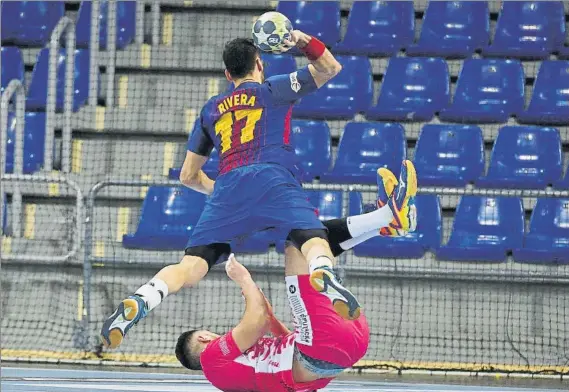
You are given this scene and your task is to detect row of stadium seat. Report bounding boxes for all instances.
[3,1,568,60]
[278,1,569,59]
[123,186,569,264]
[7,112,568,189]
[1,1,135,49]
[1,47,92,112]
[264,54,569,123]
[7,44,568,124]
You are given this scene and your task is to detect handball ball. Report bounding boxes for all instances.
[252,11,293,53]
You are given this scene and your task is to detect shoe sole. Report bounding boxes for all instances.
[376,168,398,208]
[310,269,361,321]
[389,161,418,232]
[404,160,418,202]
[100,298,139,349]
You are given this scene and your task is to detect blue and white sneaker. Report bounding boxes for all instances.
[100,296,147,349]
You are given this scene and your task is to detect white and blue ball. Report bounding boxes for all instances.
[252,11,293,53]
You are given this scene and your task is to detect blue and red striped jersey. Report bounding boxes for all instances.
[187,66,318,175]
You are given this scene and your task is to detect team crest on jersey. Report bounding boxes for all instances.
[289,72,301,93]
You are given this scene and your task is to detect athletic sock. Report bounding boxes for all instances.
[309,256,333,275]
[346,205,393,238]
[134,278,169,312]
[339,230,379,251]
[323,218,352,257]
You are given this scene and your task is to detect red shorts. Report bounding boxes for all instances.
[285,275,370,368]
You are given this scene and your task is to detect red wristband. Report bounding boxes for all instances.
[300,37,326,61]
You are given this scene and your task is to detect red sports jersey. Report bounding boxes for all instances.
[200,331,331,392]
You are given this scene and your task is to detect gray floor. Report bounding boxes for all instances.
[1,367,567,392]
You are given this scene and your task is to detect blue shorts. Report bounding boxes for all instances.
[186,164,324,251]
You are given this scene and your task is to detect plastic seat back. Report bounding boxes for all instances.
[307,191,342,221]
[277,1,340,46]
[482,126,562,189]
[414,124,484,186]
[1,47,24,95]
[5,112,46,174]
[0,1,64,45]
[440,59,524,123]
[408,1,489,57]
[368,57,449,121]
[527,198,569,246]
[520,61,569,124]
[290,120,331,179]
[336,1,414,55]
[323,122,406,184]
[293,56,373,119]
[26,48,91,112]
[260,53,296,79]
[76,0,136,50]
[485,1,565,58]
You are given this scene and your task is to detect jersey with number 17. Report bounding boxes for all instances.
[187,66,318,175]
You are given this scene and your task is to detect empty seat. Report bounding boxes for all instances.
[414,124,484,186]
[353,195,442,258]
[0,1,64,45]
[559,46,569,59]
[483,2,565,59]
[26,48,91,112]
[321,122,406,184]
[477,126,562,189]
[76,0,136,50]
[556,170,569,189]
[261,53,296,78]
[437,196,524,262]
[335,1,414,56]
[514,198,569,264]
[169,149,220,180]
[276,1,340,46]
[290,120,331,180]
[367,57,449,122]
[407,1,489,58]
[439,59,524,123]
[293,56,373,119]
[123,187,206,250]
[518,61,569,125]
[5,112,46,174]
[1,47,24,95]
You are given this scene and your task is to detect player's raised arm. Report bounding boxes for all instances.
[287,30,342,88]
[225,254,271,352]
[180,111,216,195]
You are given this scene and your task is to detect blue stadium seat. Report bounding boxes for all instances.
[321,122,406,184]
[293,56,372,119]
[437,196,524,262]
[439,59,524,123]
[335,1,414,56]
[261,53,296,78]
[76,0,136,50]
[123,187,206,250]
[5,112,46,174]
[366,57,449,122]
[477,126,562,189]
[353,195,442,258]
[559,46,569,59]
[0,1,64,45]
[1,47,24,95]
[483,2,565,59]
[276,1,340,47]
[414,124,484,187]
[169,149,220,180]
[556,170,569,189]
[290,120,331,180]
[276,191,363,253]
[407,1,489,58]
[518,61,569,125]
[514,198,569,264]
[26,48,91,112]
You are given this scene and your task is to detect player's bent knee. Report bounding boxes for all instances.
[287,229,328,251]
[184,243,231,270]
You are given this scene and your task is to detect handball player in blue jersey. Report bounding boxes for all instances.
[101,30,417,349]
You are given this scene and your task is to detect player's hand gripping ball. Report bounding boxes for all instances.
[252,11,293,53]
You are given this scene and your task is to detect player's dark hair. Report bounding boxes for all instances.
[223,38,259,79]
[175,330,202,371]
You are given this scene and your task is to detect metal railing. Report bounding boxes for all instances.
[45,17,76,173]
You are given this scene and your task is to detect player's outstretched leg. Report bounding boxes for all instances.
[100,255,210,349]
